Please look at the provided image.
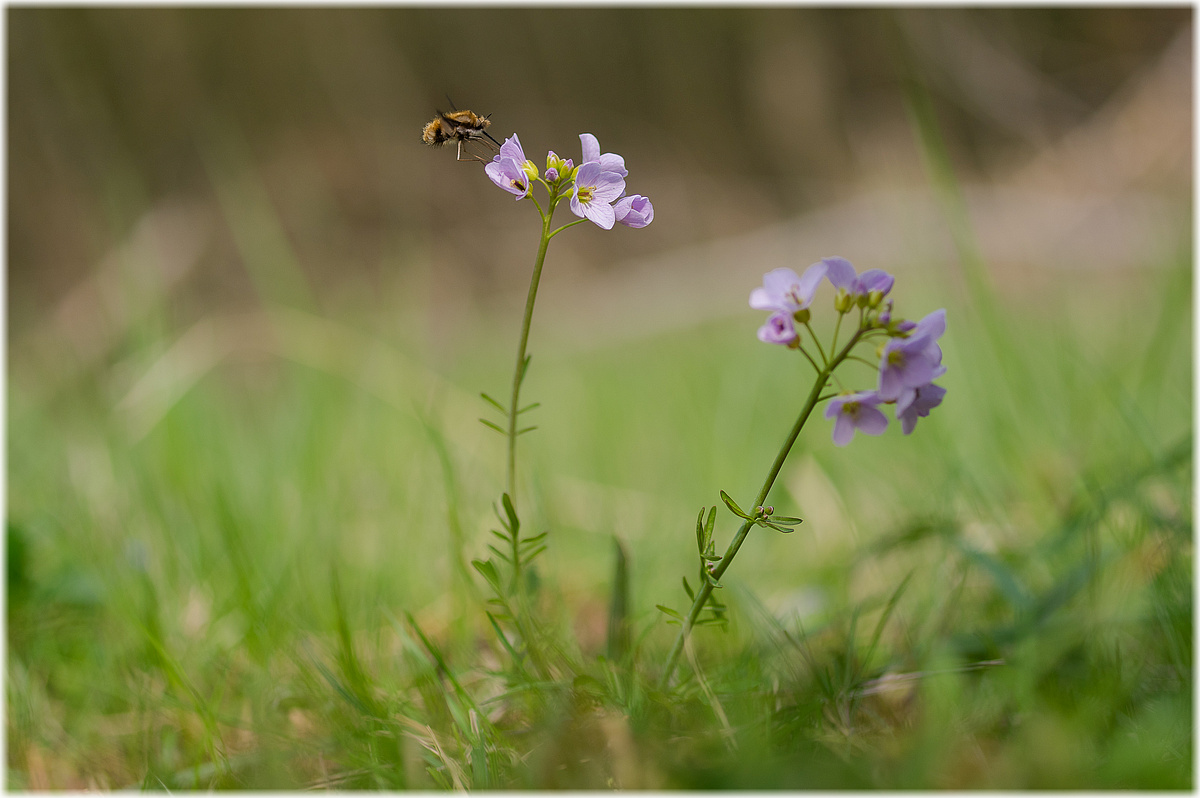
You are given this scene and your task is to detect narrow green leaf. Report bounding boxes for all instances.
[518,354,532,385]
[480,392,507,414]
[701,552,722,562]
[519,531,549,547]
[704,571,724,589]
[490,529,513,544]
[695,507,706,554]
[516,425,538,435]
[656,604,684,621]
[705,505,717,540]
[719,490,750,519]
[472,559,501,591]
[771,515,803,525]
[478,418,506,434]
[501,493,520,535]
[486,544,511,562]
[485,612,524,664]
[517,402,541,414]
[681,576,695,600]
[863,571,913,673]
[760,520,795,533]
[522,544,547,563]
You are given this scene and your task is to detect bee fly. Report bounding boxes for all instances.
[422,106,501,163]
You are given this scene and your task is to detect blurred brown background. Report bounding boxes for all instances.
[8,7,1191,352]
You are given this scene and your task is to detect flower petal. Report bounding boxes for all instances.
[822,256,857,289]
[832,413,857,446]
[795,261,829,306]
[583,199,616,229]
[856,405,889,436]
[580,133,600,164]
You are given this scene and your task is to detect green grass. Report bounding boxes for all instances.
[7,232,1191,787]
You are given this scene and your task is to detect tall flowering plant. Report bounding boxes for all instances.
[461,131,652,626]
[659,256,946,687]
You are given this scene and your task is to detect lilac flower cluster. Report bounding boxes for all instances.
[485,132,653,230]
[750,256,947,445]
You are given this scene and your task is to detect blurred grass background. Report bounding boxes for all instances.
[7,6,1193,789]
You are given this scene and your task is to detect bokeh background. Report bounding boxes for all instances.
[8,7,1192,789]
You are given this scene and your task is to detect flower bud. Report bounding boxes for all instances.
[521,159,540,182]
[792,307,811,325]
[834,289,854,314]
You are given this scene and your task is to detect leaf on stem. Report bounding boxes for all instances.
[682,576,695,600]
[486,544,512,562]
[656,604,684,622]
[517,402,541,414]
[472,559,502,592]
[719,490,751,520]
[485,612,523,663]
[516,426,538,435]
[759,520,796,534]
[500,493,520,535]
[771,515,803,525]
[520,531,549,547]
[480,392,507,414]
[478,418,506,434]
[518,354,532,386]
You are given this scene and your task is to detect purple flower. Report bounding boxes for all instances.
[485,134,536,199]
[570,161,626,229]
[825,391,889,446]
[614,194,653,228]
[896,382,946,435]
[757,311,798,345]
[823,256,894,304]
[580,133,628,178]
[750,262,828,315]
[878,308,947,404]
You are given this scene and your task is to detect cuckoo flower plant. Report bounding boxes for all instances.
[660,256,948,687]
[435,128,653,627]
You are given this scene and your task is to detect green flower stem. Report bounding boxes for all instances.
[659,328,864,689]
[506,202,557,506]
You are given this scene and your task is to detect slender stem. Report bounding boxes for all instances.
[506,203,556,506]
[804,321,829,367]
[659,329,864,689]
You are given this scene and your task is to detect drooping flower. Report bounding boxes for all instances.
[878,308,947,404]
[485,134,538,199]
[896,382,946,435]
[757,311,798,346]
[750,262,828,315]
[614,194,653,228]
[825,391,889,446]
[570,161,626,229]
[579,133,628,178]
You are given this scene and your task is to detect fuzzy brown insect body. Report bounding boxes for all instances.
[422,109,500,162]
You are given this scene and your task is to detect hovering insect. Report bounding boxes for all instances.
[422,107,501,162]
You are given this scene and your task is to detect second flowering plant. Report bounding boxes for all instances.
[659,255,947,686]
